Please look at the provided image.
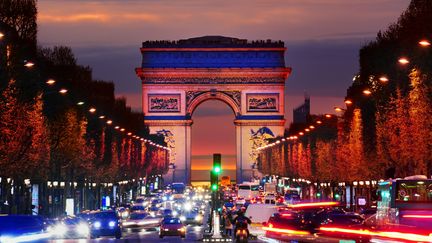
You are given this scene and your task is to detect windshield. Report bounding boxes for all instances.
[131,205,145,211]
[238,185,250,190]
[396,180,432,203]
[130,213,147,220]
[94,212,117,219]
[163,218,181,224]
[251,185,260,191]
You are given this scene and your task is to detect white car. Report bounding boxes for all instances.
[122,212,162,230]
[236,197,246,205]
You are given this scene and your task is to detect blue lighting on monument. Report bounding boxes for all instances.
[141,36,286,68]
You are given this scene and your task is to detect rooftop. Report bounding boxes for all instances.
[142,36,284,48]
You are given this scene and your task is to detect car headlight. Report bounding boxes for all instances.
[93,221,101,228]
[54,224,67,236]
[150,212,156,217]
[184,203,192,211]
[195,215,202,221]
[109,221,116,227]
[180,216,186,221]
[172,211,178,217]
[76,223,89,235]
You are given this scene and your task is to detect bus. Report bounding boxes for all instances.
[376,175,432,230]
[171,183,186,199]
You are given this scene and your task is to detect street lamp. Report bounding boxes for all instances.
[0,32,4,39]
[362,89,372,95]
[344,99,353,105]
[106,120,112,125]
[77,101,84,105]
[325,114,332,118]
[398,57,410,65]
[24,61,35,68]
[378,76,389,82]
[419,40,431,47]
[46,79,56,85]
[89,107,96,113]
[59,88,68,94]
[316,120,322,124]
[334,106,344,112]
[99,115,105,119]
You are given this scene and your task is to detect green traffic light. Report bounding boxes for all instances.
[335,194,340,199]
[211,184,218,191]
[213,166,221,174]
[316,192,321,197]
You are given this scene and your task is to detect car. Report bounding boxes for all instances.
[49,216,90,239]
[180,207,203,225]
[160,208,174,217]
[123,212,163,230]
[89,211,122,239]
[159,217,186,239]
[245,203,278,224]
[130,205,146,212]
[0,215,50,243]
[360,208,377,219]
[236,197,246,205]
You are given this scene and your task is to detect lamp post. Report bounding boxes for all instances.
[168,163,176,184]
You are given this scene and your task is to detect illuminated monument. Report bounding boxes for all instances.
[136,36,291,184]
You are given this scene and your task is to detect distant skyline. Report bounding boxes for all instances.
[37,0,410,180]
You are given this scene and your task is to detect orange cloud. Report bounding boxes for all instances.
[39,14,110,23]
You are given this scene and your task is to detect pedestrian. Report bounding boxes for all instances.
[224,212,233,236]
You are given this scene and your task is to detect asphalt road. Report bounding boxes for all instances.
[48,225,271,243]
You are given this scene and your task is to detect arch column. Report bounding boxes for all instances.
[234,119,285,183]
[146,119,193,184]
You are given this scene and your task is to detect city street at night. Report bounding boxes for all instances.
[1,0,432,242]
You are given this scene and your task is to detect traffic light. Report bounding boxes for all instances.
[211,183,218,191]
[213,153,222,174]
[210,170,218,191]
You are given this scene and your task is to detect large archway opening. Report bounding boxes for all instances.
[191,100,236,185]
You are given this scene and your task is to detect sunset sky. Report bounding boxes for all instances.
[37,0,409,179]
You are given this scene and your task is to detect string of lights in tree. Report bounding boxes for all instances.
[2,33,171,152]
[256,39,430,152]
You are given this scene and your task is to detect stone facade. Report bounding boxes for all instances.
[136,36,291,184]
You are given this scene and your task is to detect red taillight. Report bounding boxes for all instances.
[403,214,432,219]
[281,213,292,218]
[290,201,339,208]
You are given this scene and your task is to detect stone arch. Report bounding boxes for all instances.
[186,91,241,117]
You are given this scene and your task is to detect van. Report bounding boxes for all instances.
[237,184,260,200]
[245,204,278,224]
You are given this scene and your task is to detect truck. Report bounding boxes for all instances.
[264,182,277,195]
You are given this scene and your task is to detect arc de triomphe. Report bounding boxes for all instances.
[136,36,291,184]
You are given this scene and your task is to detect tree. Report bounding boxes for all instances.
[407,69,431,175]
[315,140,336,182]
[0,0,37,46]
